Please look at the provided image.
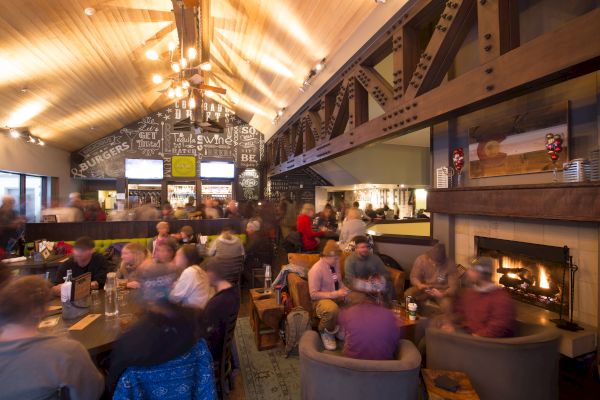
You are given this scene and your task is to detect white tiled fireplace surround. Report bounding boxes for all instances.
[454,216,599,356]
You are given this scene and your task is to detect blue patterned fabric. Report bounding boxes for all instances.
[113,339,217,400]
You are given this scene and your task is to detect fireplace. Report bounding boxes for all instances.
[475,236,570,315]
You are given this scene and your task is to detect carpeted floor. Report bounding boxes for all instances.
[235,317,301,400]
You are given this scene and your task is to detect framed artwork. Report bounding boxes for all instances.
[468,102,569,179]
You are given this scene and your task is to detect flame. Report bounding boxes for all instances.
[539,266,550,289]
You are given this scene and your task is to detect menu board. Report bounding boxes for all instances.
[71,100,263,179]
[237,168,260,201]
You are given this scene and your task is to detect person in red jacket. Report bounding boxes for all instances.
[442,256,516,338]
[296,203,325,252]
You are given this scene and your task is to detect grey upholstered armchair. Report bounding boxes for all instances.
[299,330,421,400]
[426,321,561,400]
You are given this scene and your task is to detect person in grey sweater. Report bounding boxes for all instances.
[0,276,104,400]
[338,208,367,250]
[344,236,394,302]
[207,224,244,258]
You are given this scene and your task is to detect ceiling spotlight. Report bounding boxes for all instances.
[175,86,183,98]
[9,129,20,139]
[168,42,176,52]
[180,57,188,68]
[187,47,197,59]
[199,62,212,71]
[182,80,190,89]
[152,74,163,84]
[171,62,181,73]
[28,135,36,143]
[167,87,175,98]
[38,139,45,146]
[145,50,159,60]
[84,7,96,16]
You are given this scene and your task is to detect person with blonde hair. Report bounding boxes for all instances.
[297,203,325,252]
[338,208,367,249]
[116,242,149,289]
[0,276,104,399]
[170,244,212,309]
[148,221,170,258]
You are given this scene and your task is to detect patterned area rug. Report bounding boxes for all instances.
[235,317,301,400]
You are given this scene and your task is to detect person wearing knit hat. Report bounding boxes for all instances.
[444,256,516,338]
[307,240,351,350]
[107,259,200,394]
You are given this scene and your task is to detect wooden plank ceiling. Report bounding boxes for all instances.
[0,0,382,151]
[0,0,178,151]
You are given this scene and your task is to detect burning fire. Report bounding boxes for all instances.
[539,266,550,289]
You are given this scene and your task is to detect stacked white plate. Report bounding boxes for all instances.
[563,158,591,182]
[590,150,599,181]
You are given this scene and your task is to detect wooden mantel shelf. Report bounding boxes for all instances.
[427,182,600,223]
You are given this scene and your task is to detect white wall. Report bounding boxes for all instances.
[0,134,78,201]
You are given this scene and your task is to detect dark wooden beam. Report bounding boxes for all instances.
[172,0,197,54]
[200,0,211,63]
[268,7,600,175]
[356,66,394,112]
[427,183,600,223]
[349,77,369,129]
[325,78,350,139]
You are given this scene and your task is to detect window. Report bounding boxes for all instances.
[25,175,43,222]
[0,172,20,210]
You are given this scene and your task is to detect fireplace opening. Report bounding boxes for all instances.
[475,236,569,315]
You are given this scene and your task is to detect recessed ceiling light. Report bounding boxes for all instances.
[9,129,20,139]
[84,7,96,16]
[146,50,159,61]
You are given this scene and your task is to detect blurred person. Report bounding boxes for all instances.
[277,194,296,239]
[108,260,201,395]
[175,225,197,245]
[0,276,104,399]
[344,235,394,302]
[0,195,25,253]
[52,237,108,296]
[243,220,272,284]
[313,206,338,232]
[440,257,516,338]
[338,208,367,249]
[134,196,160,221]
[223,200,241,219]
[297,203,325,252]
[148,221,170,257]
[338,281,401,360]
[207,224,244,258]
[170,245,212,309]
[184,196,196,213]
[116,242,149,289]
[68,192,84,213]
[174,206,189,220]
[153,238,178,265]
[351,201,369,221]
[407,243,459,310]
[201,258,241,364]
[204,198,220,219]
[364,203,377,220]
[214,199,225,218]
[83,200,107,222]
[308,240,351,351]
[161,202,176,221]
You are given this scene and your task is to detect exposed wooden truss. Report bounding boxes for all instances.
[266,0,600,176]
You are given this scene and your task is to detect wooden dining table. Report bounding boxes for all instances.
[40,289,140,356]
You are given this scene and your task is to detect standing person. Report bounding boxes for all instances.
[160,203,176,221]
[148,221,171,258]
[184,196,196,213]
[243,220,272,284]
[52,237,108,296]
[207,225,244,258]
[278,195,296,239]
[338,208,367,249]
[308,241,351,350]
[407,243,459,310]
[116,242,149,289]
[134,197,160,221]
[108,260,208,395]
[204,198,220,219]
[201,258,241,363]
[344,235,394,302]
[0,276,104,400]
[170,245,212,309]
[223,200,241,219]
[0,195,25,254]
[352,201,369,221]
[441,257,516,338]
[297,203,325,252]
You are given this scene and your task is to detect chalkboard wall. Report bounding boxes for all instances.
[70,100,264,197]
[266,167,330,205]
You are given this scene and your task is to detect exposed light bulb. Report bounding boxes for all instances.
[168,42,176,51]
[167,87,175,98]
[182,80,190,89]
[171,62,181,73]
[9,129,19,138]
[84,7,96,16]
[175,86,183,97]
[199,62,212,71]
[145,50,159,60]
[189,97,196,109]
[38,139,45,146]
[180,57,188,68]
[315,62,323,71]
[152,74,163,84]
[187,47,197,59]
[28,136,36,143]
[277,110,284,116]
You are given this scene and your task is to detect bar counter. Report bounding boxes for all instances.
[25,219,243,242]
